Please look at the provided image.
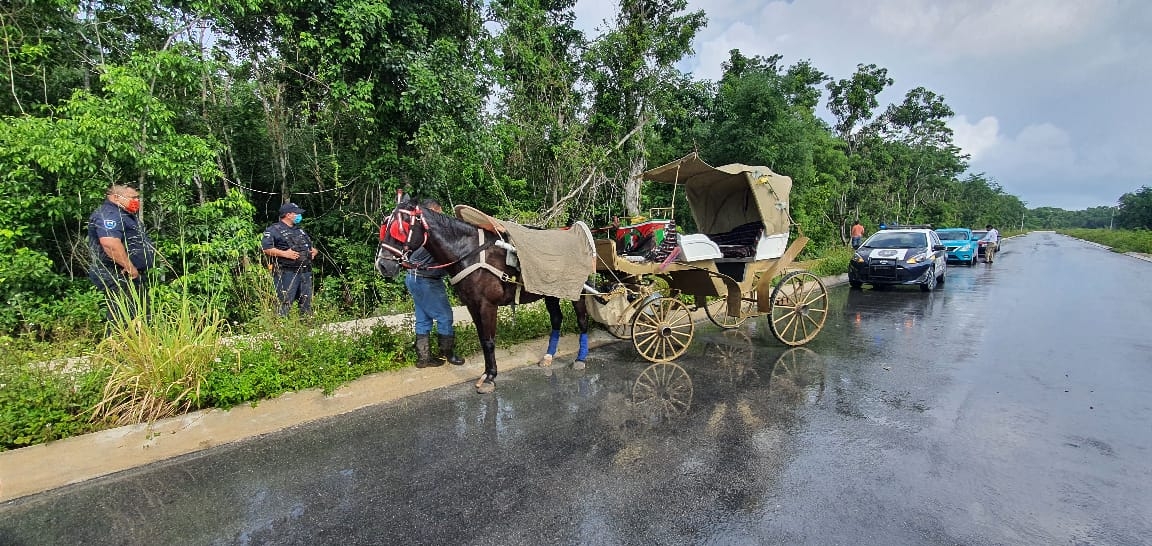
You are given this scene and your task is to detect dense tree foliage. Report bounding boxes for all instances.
[0,0,1140,338]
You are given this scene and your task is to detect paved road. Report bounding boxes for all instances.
[2,232,1150,545]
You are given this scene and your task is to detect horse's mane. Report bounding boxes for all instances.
[403,199,478,241]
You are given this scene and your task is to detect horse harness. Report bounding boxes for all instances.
[380,204,523,294]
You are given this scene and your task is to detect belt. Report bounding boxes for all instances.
[408,271,443,280]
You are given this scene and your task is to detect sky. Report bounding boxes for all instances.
[573,0,1152,210]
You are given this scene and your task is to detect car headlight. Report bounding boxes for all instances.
[852,254,865,263]
[906,252,928,264]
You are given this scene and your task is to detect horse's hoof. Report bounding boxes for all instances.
[476,381,495,394]
[540,354,553,368]
[573,360,586,370]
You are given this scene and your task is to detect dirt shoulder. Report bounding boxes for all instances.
[0,273,848,503]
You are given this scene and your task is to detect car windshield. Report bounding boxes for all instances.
[936,231,969,241]
[862,232,926,248]
[971,230,987,240]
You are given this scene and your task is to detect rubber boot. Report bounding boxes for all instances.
[439,334,466,365]
[415,334,442,368]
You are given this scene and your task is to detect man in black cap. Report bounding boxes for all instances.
[262,202,319,316]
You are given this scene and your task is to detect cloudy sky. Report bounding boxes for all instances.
[574,0,1152,210]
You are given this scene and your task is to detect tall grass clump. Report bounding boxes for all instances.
[809,246,854,277]
[89,286,230,425]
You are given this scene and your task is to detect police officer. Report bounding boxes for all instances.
[87,184,156,326]
[262,202,318,317]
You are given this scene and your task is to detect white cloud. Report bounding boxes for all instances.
[949,115,1000,161]
[574,0,1152,210]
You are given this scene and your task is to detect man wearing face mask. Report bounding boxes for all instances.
[87,184,156,326]
[262,202,319,317]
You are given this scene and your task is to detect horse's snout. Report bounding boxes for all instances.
[375,256,401,278]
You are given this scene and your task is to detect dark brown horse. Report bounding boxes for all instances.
[376,197,591,394]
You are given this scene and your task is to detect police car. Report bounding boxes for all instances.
[848,225,947,291]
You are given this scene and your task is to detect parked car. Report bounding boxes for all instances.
[971,230,1001,262]
[935,227,976,265]
[849,227,947,292]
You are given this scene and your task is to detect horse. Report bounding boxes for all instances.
[375,197,591,394]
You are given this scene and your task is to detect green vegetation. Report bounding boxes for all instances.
[3,0,1148,450]
[1,296,575,451]
[1060,229,1152,254]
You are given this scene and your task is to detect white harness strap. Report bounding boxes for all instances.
[449,228,514,285]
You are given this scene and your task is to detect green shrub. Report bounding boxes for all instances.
[0,358,109,451]
[809,246,854,277]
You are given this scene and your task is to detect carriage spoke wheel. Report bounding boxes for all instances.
[768,271,829,346]
[769,347,826,404]
[704,289,758,329]
[632,362,693,419]
[631,297,694,362]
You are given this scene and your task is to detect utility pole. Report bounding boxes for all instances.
[1020,211,1025,231]
[1110,206,1116,230]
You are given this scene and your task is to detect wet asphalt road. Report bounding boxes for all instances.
[2,232,1151,545]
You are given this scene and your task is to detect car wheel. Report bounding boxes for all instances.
[969,255,977,266]
[920,267,937,292]
[849,280,863,289]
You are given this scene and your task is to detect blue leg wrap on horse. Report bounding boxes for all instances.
[547,330,561,355]
[577,333,589,361]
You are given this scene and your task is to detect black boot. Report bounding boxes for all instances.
[415,334,442,368]
[439,334,465,365]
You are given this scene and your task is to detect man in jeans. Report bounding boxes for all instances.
[980,224,1000,263]
[405,199,465,368]
[850,220,865,248]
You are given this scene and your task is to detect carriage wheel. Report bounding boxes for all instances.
[632,362,693,418]
[768,271,828,346]
[704,289,758,329]
[631,296,694,362]
[769,347,826,404]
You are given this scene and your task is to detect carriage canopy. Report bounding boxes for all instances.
[641,152,793,236]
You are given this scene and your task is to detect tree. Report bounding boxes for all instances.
[584,0,705,217]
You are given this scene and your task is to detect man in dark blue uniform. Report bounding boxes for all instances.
[262,202,319,317]
[405,199,464,368]
[87,184,156,326]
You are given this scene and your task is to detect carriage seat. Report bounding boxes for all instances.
[708,221,764,259]
[454,205,507,234]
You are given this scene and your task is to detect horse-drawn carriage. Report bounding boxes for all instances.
[584,152,829,363]
[376,152,828,392]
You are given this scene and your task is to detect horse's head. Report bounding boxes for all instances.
[375,196,429,279]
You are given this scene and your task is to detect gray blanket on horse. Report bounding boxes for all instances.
[500,221,595,301]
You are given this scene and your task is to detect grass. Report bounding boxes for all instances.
[1060,228,1152,254]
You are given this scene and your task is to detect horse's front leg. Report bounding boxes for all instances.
[468,301,498,394]
[540,297,564,368]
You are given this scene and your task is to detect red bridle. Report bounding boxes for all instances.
[379,205,428,264]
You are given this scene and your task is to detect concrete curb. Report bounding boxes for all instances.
[0,271,848,503]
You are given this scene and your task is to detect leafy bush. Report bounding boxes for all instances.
[809,246,853,277]
[0,357,108,450]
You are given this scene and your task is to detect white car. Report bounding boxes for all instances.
[848,227,948,291]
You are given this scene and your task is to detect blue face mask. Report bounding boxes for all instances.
[293,214,302,225]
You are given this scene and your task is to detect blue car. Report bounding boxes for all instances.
[934,228,976,265]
